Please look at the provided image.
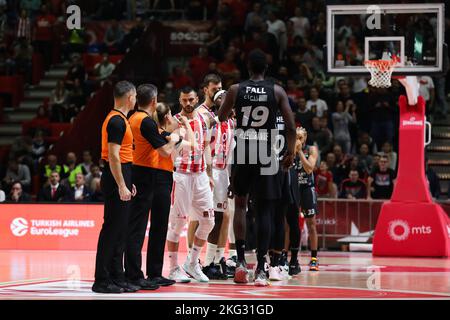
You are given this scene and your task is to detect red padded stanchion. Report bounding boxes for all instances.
[373,95,450,257]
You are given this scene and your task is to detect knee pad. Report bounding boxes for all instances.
[195,212,215,241]
[166,217,185,243]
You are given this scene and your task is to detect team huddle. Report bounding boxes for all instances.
[93,50,321,294]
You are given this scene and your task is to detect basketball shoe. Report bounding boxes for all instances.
[309,257,319,271]
[168,265,191,283]
[254,269,270,287]
[234,261,249,283]
[183,261,209,282]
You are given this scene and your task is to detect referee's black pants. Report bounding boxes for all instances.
[94,163,132,283]
[125,165,156,281]
[125,166,173,280]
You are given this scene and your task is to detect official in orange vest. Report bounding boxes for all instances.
[92,80,138,294]
[125,84,181,289]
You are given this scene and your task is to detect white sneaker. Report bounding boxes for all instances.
[168,265,191,283]
[279,266,291,281]
[183,261,209,282]
[268,266,282,281]
[254,269,270,287]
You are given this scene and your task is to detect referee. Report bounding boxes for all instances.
[92,81,138,294]
[125,84,180,289]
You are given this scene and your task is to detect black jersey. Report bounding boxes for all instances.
[234,79,278,166]
[294,146,315,189]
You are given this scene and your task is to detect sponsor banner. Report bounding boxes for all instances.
[0,204,189,251]
[0,204,103,250]
[159,21,214,57]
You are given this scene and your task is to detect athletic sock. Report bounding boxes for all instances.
[215,247,225,262]
[205,243,217,265]
[228,248,237,258]
[257,251,266,271]
[290,247,299,264]
[168,251,178,270]
[189,244,202,265]
[236,239,246,263]
[311,250,318,259]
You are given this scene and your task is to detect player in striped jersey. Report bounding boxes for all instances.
[166,86,216,283]
[203,87,237,279]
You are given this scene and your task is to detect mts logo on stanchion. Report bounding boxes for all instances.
[388,220,432,241]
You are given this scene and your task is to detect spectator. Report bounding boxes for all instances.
[169,65,194,90]
[244,2,264,34]
[418,76,435,115]
[309,116,333,158]
[13,37,33,84]
[426,159,441,200]
[367,155,396,200]
[25,105,50,136]
[357,143,373,174]
[80,150,93,175]
[93,53,115,82]
[217,49,239,86]
[50,80,68,122]
[62,152,83,188]
[319,116,333,138]
[30,129,46,170]
[85,164,102,188]
[289,7,310,39]
[339,170,367,199]
[17,9,31,41]
[266,11,286,59]
[356,131,377,155]
[346,156,367,180]
[122,17,146,50]
[294,97,313,132]
[67,77,85,106]
[2,159,31,191]
[65,53,86,90]
[33,4,56,70]
[306,87,328,117]
[104,20,125,54]
[41,154,66,185]
[314,160,335,198]
[38,171,69,202]
[331,100,356,154]
[67,173,92,202]
[286,78,303,102]
[6,181,32,203]
[161,81,178,108]
[189,46,214,87]
[369,88,395,150]
[331,144,349,186]
[334,80,354,108]
[89,177,104,203]
[380,141,397,172]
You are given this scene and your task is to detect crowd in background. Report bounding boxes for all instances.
[0,0,449,203]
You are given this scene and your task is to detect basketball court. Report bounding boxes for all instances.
[0,250,448,299]
[1,1,450,305]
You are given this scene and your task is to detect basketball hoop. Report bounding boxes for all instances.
[364,56,399,88]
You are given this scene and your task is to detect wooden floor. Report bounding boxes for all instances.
[0,250,449,299]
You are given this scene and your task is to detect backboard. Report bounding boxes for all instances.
[326,3,446,75]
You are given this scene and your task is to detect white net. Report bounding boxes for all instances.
[364,59,398,88]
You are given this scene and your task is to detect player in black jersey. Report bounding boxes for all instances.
[293,127,320,271]
[218,49,296,286]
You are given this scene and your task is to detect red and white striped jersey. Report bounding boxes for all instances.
[173,112,209,173]
[211,118,235,170]
[197,103,215,119]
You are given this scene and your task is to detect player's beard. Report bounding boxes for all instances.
[183,104,195,114]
